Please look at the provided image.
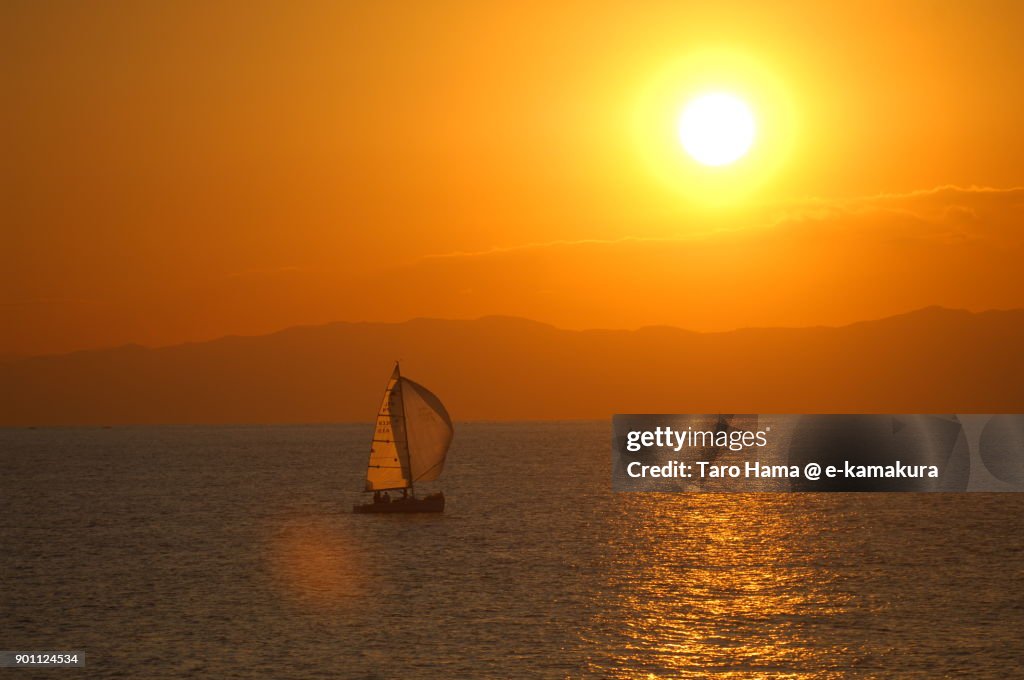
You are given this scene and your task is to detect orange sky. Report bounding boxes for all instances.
[4,1,1024,356]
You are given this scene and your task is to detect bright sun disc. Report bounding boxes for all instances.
[678,93,756,167]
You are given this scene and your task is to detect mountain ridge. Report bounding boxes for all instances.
[7,305,1015,363]
[2,307,1022,425]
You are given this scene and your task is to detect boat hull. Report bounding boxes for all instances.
[353,492,445,514]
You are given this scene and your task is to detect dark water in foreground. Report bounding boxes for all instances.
[2,422,1022,678]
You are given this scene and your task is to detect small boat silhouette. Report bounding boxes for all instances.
[353,362,452,514]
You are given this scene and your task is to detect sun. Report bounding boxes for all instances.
[633,50,797,207]
[677,92,756,167]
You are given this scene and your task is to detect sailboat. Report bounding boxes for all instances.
[352,362,453,513]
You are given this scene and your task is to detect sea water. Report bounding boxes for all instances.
[2,422,1022,678]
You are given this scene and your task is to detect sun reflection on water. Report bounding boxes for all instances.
[266,516,362,609]
[588,494,853,679]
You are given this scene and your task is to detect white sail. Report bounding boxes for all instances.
[363,365,453,491]
[365,366,411,491]
[401,377,454,483]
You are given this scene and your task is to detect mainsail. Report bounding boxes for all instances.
[364,364,453,491]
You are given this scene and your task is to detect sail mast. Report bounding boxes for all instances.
[392,360,412,493]
[397,360,416,498]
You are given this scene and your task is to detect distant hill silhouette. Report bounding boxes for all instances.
[2,307,1022,425]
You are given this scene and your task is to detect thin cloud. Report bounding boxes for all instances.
[424,185,1024,262]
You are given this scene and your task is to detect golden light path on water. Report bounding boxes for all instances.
[589,494,858,679]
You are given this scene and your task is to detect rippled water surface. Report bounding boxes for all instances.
[2,423,1022,678]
